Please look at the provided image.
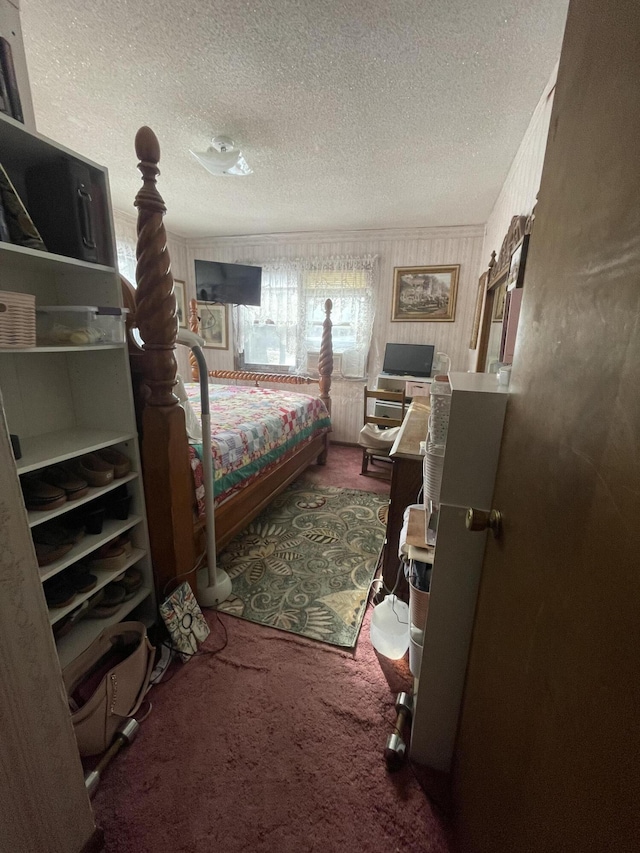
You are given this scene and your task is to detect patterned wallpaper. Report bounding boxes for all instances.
[183,226,484,442]
[113,213,484,442]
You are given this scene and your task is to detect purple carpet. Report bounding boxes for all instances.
[91,445,452,852]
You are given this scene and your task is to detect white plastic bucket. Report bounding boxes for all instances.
[369,594,410,659]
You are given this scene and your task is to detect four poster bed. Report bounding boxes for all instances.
[124,126,334,596]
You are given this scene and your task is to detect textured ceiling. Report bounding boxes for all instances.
[20,0,568,238]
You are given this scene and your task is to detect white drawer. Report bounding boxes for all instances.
[406,380,431,398]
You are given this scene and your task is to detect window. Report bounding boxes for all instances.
[236,256,377,378]
[116,238,137,285]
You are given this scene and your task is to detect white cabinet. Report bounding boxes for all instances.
[410,372,508,771]
[376,372,432,418]
[0,112,155,668]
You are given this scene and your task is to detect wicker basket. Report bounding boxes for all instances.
[0,291,36,348]
[409,581,430,631]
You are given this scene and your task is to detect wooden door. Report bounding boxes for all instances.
[452,2,640,850]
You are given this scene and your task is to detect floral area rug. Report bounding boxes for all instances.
[217,483,388,647]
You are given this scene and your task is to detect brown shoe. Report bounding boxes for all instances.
[42,465,89,500]
[21,477,66,511]
[43,576,76,608]
[87,540,128,571]
[65,564,98,593]
[95,448,131,479]
[34,539,74,567]
[85,583,126,618]
[73,453,114,487]
[114,566,143,600]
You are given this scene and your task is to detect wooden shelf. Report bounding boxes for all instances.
[28,472,138,528]
[48,547,147,625]
[16,429,136,474]
[39,516,142,582]
[55,587,152,669]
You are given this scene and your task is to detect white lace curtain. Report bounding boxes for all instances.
[234,255,377,378]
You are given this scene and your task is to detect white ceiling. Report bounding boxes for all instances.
[20,0,568,239]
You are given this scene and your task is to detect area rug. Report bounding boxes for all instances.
[217,482,388,647]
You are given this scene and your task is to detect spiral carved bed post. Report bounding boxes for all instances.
[189,298,200,381]
[134,126,196,597]
[318,298,333,416]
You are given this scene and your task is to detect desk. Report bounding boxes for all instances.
[380,400,429,601]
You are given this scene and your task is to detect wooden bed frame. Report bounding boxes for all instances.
[123,126,334,597]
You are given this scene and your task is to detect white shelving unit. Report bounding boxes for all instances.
[0,110,155,666]
[410,372,508,772]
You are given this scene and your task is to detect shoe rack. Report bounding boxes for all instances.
[0,112,155,668]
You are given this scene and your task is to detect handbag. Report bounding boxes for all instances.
[159,581,210,662]
[62,621,155,757]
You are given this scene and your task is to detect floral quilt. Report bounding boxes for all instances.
[185,383,331,516]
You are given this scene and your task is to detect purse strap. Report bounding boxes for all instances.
[119,635,156,720]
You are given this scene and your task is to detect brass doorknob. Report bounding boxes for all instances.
[466,508,503,538]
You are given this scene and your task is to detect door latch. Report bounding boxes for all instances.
[465,508,503,538]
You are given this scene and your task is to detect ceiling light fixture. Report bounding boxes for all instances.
[189,135,253,176]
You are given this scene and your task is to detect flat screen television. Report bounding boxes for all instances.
[382,343,435,377]
[194,259,262,306]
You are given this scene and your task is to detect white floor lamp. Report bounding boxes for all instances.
[177,329,232,606]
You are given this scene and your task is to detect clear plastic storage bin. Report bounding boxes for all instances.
[36,306,128,346]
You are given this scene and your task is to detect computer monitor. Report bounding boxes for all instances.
[382,343,435,377]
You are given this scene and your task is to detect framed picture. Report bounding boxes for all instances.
[173,279,187,328]
[0,162,46,250]
[391,265,459,322]
[196,301,228,350]
[469,271,487,349]
[507,234,530,290]
[492,278,507,322]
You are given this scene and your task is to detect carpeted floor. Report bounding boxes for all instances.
[301,443,393,494]
[90,445,453,852]
[217,482,388,647]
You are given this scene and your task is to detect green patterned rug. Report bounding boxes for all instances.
[217,483,388,647]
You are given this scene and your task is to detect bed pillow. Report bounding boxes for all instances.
[176,374,202,443]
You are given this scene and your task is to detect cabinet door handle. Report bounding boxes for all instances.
[465,508,503,538]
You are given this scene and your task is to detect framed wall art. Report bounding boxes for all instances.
[492,279,507,322]
[507,234,530,290]
[196,300,228,350]
[391,265,459,322]
[469,271,488,349]
[173,279,187,328]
